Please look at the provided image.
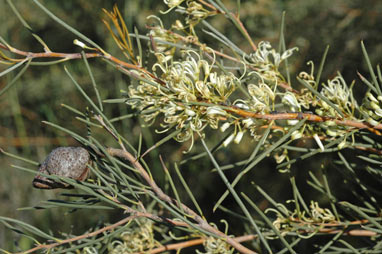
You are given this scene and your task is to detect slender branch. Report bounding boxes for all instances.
[147,238,205,254]
[18,215,137,254]
[0,42,164,85]
[145,225,379,254]
[143,234,257,254]
[0,42,99,61]
[283,218,380,237]
[317,228,377,237]
[230,14,257,51]
[227,107,382,134]
[106,147,256,254]
[197,0,220,12]
[354,145,382,155]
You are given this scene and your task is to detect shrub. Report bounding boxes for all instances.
[1,1,382,253]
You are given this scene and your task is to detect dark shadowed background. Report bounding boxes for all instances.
[0,0,381,251]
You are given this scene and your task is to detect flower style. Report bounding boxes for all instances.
[199,236,234,254]
[184,1,212,29]
[162,0,213,34]
[246,82,275,113]
[320,75,355,116]
[110,219,155,253]
[282,92,301,125]
[147,16,179,58]
[162,0,186,14]
[269,201,336,237]
[247,41,298,83]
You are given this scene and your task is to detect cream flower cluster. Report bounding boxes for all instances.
[127,51,239,144]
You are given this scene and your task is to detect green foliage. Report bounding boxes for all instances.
[1,0,382,253]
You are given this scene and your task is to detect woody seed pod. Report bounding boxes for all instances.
[33,147,90,189]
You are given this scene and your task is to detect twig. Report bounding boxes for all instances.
[197,0,220,12]
[142,234,257,254]
[18,215,137,254]
[231,14,257,51]
[287,218,380,237]
[0,42,164,85]
[147,238,205,254]
[227,108,382,134]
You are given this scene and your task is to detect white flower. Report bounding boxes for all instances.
[206,106,227,116]
[234,101,250,110]
[249,41,298,67]
[195,81,211,98]
[234,131,244,144]
[337,138,347,149]
[282,92,301,112]
[220,122,231,132]
[321,75,354,112]
[163,0,184,8]
[367,117,379,126]
[242,118,255,128]
[223,133,235,147]
[367,92,378,103]
[313,134,324,152]
[375,108,382,117]
[73,39,86,48]
[185,108,196,116]
[287,120,299,126]
[291,130,303,140]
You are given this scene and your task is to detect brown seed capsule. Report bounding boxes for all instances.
[33,147,90,189]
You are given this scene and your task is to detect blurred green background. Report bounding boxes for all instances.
[0,0,381,251]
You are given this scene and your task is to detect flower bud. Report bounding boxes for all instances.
[234,131,244,144]
[220,122,231,132]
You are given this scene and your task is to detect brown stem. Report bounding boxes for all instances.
[146,238,205,254]
[197,0,220,12]
[227,107,382,135]
[0,42,99,60]
[0,42,165,86]
[288,218,380,237]
[231,14,257,52]
[142,235,257,254]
